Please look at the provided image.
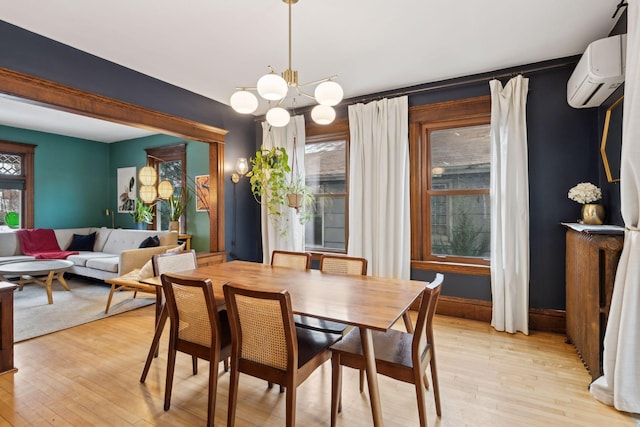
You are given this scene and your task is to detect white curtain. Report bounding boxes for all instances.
[489,75,530,335]
[347,96,410,279]
[260,116,306,264]
[591,1,640,413]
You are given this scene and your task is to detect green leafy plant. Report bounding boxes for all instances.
[286,178,315,225]
[247,146,291,218]
[246,145,315,233]
[168,187,192,222]
[130,199,154,224]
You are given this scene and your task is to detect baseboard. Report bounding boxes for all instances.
[433,295,566,334]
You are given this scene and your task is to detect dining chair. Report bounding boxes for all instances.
[269,250,312,391]
[153,249,203,373]
[271,250,311,270]
[294,254,367,335]
[160,273,232,427]
[223,282,340,427]
[329,273,444,427]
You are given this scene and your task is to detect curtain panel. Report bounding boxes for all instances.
[260,116,306,263]
[489,75,530,335]
[347,96,410,279]
[591,0,640,413]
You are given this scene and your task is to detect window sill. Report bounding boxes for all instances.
[411,260,490,276]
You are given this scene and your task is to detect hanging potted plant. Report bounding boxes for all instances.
[285,136,315,222]
[247,146,291,218]
[286,177,315,224]
[130,198,154,230]
[247,143,315,229]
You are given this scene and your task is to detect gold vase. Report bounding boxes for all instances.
[581,204,605,225]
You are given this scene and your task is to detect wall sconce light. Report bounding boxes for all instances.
[231,157,249,184]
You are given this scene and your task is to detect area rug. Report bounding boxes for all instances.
[13,275,155,342]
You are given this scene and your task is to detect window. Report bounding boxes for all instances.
[410,97,491,271]
[146,144,187,233]
[305,120,349,252]
[0,141,35,231]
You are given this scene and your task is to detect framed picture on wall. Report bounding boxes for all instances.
[117,167,137,213]
[195,174,210,212]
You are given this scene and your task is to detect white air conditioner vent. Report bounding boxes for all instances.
[567,34,626,108]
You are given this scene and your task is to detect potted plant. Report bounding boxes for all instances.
[247,146,291,217]
[130,199,154,229]
[286,178,315,224]
[247,145,315,229]
[167,187,191,231]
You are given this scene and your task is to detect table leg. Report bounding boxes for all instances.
[45,270,55,304]
[360,327,384,427]
[56,272,71,291]
[140,304,168,383]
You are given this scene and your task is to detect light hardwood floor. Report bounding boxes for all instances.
[1,305,638,426]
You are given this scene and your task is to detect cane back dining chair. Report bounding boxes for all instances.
[329,273,444,427]
[223,283,340,427]
[271,250,311,270]
[160,273,232,427]
[153,250,204,373]
[294,254,368,335]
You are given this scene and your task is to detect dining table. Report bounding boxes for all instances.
[140,260,426,427]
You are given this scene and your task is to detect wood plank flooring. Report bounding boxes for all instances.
[1,305,638,426]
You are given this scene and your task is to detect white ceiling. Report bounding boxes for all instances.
[0,0,623,141]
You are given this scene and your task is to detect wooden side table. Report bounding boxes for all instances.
[178,234,191,250]
[0,281,18,375]
[196,251,226,267]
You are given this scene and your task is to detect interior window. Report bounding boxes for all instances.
[0,141,35,231]
[410,96,491,270]
[146,144,187,233]
[304,120,349,253]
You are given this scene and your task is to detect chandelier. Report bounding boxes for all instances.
[229,0,344,127]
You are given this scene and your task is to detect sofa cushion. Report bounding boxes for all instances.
[86,256,119,273]
[67,252,117,267]
[139,235,160,248]
[67,232,97,251]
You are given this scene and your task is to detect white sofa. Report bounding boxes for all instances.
[0,227,178,280]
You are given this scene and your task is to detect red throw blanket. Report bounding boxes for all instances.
[16,228,78,259]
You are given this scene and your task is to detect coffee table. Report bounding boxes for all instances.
[0,259,74,304]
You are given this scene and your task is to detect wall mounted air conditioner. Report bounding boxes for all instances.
[567,34,626,108]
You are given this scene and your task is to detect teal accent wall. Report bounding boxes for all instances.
[0,125,109,228]
[109,134,211,252]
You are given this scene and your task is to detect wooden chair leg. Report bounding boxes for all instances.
[359,369,365,393]
[104,284,117,314]
[227,359,240,427]
[133,291,138,299]
[423,373,430,390]
[414,369,428,427]
[430,357,442,417]
[280,385,285,393]
[331,353,342,427]
[164,340,177,411]
[223,357,229,372]
[192,356,198,375]
[206,354,219,427]
[285,380,297,427]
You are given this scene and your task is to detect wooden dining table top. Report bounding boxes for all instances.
[145,260,426,332]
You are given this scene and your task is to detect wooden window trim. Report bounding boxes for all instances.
[409,96,491,273]
[146,144,187,233]
[0,141,36,229]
